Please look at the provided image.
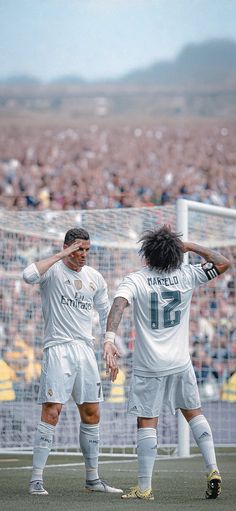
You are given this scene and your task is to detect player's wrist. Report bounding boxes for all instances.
[55,250,65,261]
[104,331,116,344]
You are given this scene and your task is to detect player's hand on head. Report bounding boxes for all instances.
[63,240,82,256]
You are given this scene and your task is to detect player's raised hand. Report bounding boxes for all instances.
[62,239,83,256]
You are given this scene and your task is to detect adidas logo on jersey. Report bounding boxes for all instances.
[64,279,71,285]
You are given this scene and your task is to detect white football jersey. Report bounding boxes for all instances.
[23,261,109,349]
[115,264,217,376]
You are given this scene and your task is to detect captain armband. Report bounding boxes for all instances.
[104,332,116,344]
[202,262,220,280]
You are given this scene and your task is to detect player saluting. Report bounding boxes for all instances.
[23,228,122,496]
[104,225,231,501]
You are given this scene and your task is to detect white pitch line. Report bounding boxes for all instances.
[0,451,235,472]
[0,459,19,462]
[0,459,135,471]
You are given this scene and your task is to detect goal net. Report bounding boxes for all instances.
[0,200,235,455]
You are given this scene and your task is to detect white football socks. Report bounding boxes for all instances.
[79,422,99,482]
[189,415,218,473]
[30,421,55,483]
[137,427,157,491]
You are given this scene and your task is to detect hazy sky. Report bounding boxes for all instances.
[1,0,236,81]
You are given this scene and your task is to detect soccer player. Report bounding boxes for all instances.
[23,227,122,496]
[104,226,231,501]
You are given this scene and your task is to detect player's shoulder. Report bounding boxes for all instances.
[83,265,105,281]
[51,259,64,276]
[122,267,148,282]
[43,259,62,279]
[179,263,202,273]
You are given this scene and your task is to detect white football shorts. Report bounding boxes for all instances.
[128,363,201,417]
[38,341,103,405]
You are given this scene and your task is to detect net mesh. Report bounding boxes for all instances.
[186,206,236,447]
[0,204,235,453]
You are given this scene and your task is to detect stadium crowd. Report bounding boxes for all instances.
[0,121,236,211]
[0,120,236,403]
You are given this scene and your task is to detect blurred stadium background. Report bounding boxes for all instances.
[0,2,236,508]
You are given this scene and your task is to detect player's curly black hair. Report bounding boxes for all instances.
[138,225,184,273]
[64,227,90,245]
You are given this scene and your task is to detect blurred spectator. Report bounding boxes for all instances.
[0,357,16,401]
[4,334,41,383]
[192,341,211,384]
[221,373,236,402]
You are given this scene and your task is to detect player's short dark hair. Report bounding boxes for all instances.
[64,228,90,245]
[138,225,184,273]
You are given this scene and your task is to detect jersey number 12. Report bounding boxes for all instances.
[150,290,181,329]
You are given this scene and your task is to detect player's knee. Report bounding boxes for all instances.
[85,411,100,424]
[80,405,100,424]
[137,416,158,429]
[181,407,202,422]
[42,404,61,426]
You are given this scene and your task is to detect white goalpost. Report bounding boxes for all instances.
[177,199,236,457]
[0,201,235,455]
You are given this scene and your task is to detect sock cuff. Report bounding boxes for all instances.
[38,421,55,435]
[189,415,205,427]
[137,428,157,440]
[80,423,99,435]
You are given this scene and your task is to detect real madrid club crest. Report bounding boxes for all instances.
[74,279,82,290]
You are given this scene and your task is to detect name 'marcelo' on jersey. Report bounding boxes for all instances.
[114,263,219,377]
[23,261,109,349]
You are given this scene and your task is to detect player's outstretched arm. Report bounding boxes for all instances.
[182,242,231,274]
[103,297,128,380]
[106,297,128,333]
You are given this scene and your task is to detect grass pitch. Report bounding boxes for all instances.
[0,450,235,511]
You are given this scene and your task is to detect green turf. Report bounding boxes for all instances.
[0,452,235,511]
